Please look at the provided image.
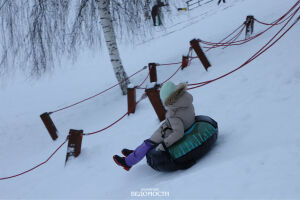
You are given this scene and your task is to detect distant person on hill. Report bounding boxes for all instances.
[151,0,168,26]
[218,0,226,5]
[113,81,195,171]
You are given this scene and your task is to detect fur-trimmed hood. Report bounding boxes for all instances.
[164,83,187,106]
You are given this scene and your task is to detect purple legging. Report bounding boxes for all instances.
[125,140,154,167]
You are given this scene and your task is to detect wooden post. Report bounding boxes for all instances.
[245,15,254,39]
[148,63,157,83]
[190,39,211,71]
[40,112,58,141]
[181,56,189,70]
[65,129,83,164]
[145,85,166,122]
[127,86,136,115]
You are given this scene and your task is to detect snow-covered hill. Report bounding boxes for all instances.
[1,0,300,199]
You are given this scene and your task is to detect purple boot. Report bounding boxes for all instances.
[125,140,155,167]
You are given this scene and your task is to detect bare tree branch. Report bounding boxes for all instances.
[0,0,181,93]
[0,0,9,10]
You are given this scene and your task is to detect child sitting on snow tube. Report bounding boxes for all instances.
[113,81,196,171]
[146,115,218,171]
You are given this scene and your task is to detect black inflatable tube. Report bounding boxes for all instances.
[146,115,218,172]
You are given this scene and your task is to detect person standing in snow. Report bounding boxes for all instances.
[113,81,195,171]
[151,0,168,26]
[218,0,226,5]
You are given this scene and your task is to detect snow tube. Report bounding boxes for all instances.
[146,115,218,171]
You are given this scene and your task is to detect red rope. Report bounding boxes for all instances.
[201,24,269,47]
[161,49,195,85]
[158,61,182,66]
[161,64,183,84]
[3,1,298,181]
[205,25,246,50]
[83,112,129,136]
[0,67,152,180]
[255,0,300,26]
[51,67,147,114]
[188,7,299,90]
[0,137,68,180]
[0,94,148,180]
[201,20,277,48]
[158,47,193,67]
[81,69,152,135]
[187,49,193,66]
[137,71,150,88]
[205,23,245,51]
[83,97,144,136]
[155,48,194,85]
[200,0,299,49]
[222,25,246,49]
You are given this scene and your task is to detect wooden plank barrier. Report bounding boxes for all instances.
[245,15,254,39]
[148,63,157,83]
[190,39,211,71]
[65,129,83,164]
[127,86,136,115]
[145,85,166,122]
[181,56,189,70]
[40,112,58,141]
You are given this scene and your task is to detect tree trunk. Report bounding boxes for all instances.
[96,0,129,95]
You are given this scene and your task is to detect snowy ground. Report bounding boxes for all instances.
[1,0,300,199]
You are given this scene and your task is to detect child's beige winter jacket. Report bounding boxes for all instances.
[150,83,195,147]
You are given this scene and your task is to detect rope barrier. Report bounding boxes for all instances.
[136,48,194,89]
[204,24,246,51]
[2,1,298,181]
[200,19,276,48]
[159,50,195,86]
[0,70,151,180]
[205,23,245,51]
[200,21,272,47]
[83,111,130,136]
[83,94,146,136]
[254,0,300,26]
[157,61,182,66]
[161,64,183,85]
[137,71,150,88]
[157,46,193,67]
[187,6,299,90]
[0,88,148,181]
[0,136,69,180]
[50,66,147,114]
[200,0,299,49]
[222,25,246,49]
